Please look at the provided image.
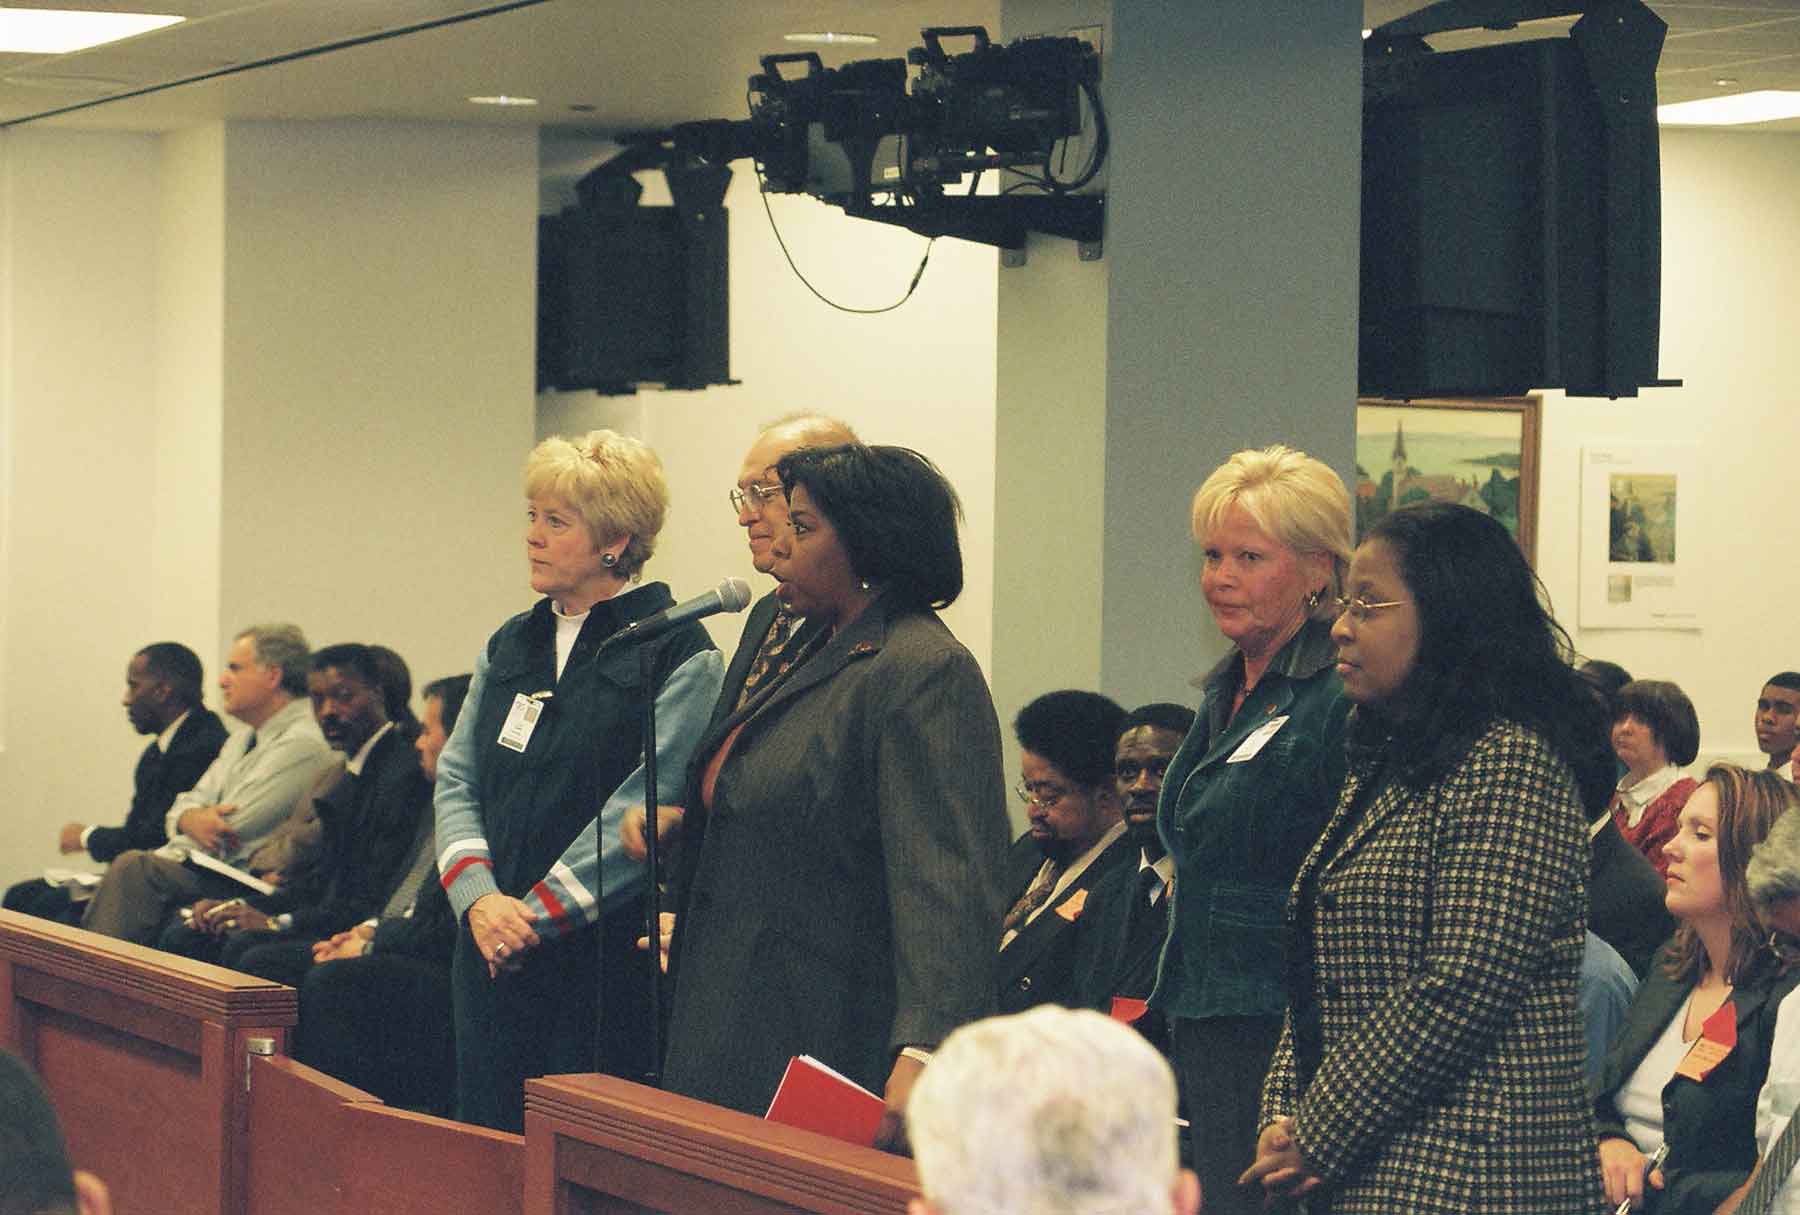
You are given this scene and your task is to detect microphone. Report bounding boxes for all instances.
[598,578,754,651]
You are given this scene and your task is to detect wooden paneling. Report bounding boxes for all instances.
[244,1055,524,1215]
[0,910,296,1215]
[524,1075,919,1215]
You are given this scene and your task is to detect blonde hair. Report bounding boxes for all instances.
[523,430,668,579]
[1190,444,1353,617]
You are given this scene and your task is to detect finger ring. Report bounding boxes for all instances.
[496,943,508,957]
[225,919,238,929]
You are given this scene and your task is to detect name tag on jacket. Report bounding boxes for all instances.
[1227,715,1290,763]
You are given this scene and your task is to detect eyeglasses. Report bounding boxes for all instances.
[1015,780,1073,808]
[1334,593,1409,622]
[729,481,785,515]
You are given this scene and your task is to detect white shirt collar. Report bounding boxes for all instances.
[155,709,191,754]
[344,720,395,777]
[1137,848,1176,904]
[1617,764,1683,811]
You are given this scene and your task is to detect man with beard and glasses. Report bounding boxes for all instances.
[996,690,1131,1014]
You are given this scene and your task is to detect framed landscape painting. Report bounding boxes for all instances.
[1353,396,1541,562]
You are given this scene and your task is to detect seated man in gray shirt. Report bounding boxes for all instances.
[81,624,334,945]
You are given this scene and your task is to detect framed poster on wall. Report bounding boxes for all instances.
[1354,396,1540,563]
[1578,442,1702,630]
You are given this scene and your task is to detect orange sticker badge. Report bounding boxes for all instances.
[1674,1001,1737,1083]
[1056,890,1090,921]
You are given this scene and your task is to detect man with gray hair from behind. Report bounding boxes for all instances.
[905,1006,1202,1215]
[1723,783,1800,1215]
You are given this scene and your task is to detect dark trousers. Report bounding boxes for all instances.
[1172,1014,1285,1215]
[3,879,85,925]
[296,953,456,1117]
[231,938,325,988]
[449,896,650,1132]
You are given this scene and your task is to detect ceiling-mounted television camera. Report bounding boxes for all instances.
[742,25,1105,249]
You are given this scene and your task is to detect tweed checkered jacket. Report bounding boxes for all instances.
[1260,717,1608,1214]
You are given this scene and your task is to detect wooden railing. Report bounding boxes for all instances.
[3,911,923,1215]
[0,909,295,1215]
[244,1054,523,1215]
[525,1074,919,1215]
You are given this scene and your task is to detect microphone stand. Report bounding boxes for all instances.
[639,641,664,1087]
[591,641,663,1086]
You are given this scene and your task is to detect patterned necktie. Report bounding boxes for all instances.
[736,608,796,709]
[1742,1109,1800,1215]
[1002,859,1063,936]
[242,731,258,755]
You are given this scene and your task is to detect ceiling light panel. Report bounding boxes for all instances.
[1658,89,1800,125]
[0,9,184,54]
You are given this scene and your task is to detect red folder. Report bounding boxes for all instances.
[764,1055,885,1147]
[1109,996,1150,1026]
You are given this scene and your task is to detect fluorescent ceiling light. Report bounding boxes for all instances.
[783,32,879,45]
[469,94,538,107]
[1657,91,1800,127]
[0,8,182,54]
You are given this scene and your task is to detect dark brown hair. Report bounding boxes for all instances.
[1665,764,1800,984]
[1615,679,1701,766]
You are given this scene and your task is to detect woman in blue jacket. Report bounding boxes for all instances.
[1150,444,1353,1215]
[433,431,722,1131]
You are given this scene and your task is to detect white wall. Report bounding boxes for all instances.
[0,130,167,871]
[214,120,537,684]
[0,119,539,889]
[152,126,226,664]
[539,170,1001,674]
[1536,129,1800,772]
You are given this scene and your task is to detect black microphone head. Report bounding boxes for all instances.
[717,578,754,613]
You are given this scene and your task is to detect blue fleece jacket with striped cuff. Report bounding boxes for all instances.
[434,643,723,940]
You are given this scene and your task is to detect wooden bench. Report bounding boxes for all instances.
[4,910,922,1215]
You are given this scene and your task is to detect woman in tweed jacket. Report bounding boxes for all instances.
[1244,503,1615,1214]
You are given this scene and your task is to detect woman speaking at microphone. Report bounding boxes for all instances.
[661,444,1011,1149]
[433,430,723,1131]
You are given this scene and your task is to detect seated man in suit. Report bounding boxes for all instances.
[289,674,469,1115]
[158,644,429,973]
[906,1006,1202,1215]
[1069,703,1196,1036]
[0,1049,112,1215]
[5,643,228,924]
[997,690,1131,1014]
[80,624,334,944]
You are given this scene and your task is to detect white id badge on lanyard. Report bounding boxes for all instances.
[498,692,543,753]
[1226,714,1290,763]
